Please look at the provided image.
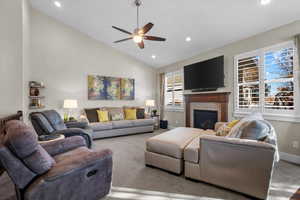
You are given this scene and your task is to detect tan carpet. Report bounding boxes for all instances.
[1,130,300,200]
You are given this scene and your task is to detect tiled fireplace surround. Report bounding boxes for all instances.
[184,92,231,127]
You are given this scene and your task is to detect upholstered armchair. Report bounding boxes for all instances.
[30,110,93,148]
[0,120,112,200]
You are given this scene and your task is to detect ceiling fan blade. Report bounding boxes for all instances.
[114,38,133,43]
[144,36,166,41]
[140,23,154,34]
[112,26,132,35]
[138,40,145,49]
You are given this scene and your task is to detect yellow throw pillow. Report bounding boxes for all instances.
[124,108,137,120]
[97,110,109,122]
[227,120,240,128]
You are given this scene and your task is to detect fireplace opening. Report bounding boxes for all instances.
[193,110,218,130]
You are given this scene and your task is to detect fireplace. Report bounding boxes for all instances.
[194,110,218,130]
[184,92,230,127]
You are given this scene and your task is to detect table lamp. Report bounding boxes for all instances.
[145,99,155,115]
[63,99,78,121]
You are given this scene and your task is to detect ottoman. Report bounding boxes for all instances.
[145,127,204,174]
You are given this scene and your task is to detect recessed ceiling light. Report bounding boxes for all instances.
[152,55,156,59]
[185,37,192,42]
[54,1,62,8]
[260,0,271,5]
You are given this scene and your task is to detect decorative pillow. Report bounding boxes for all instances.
[124,108,137,120]
[111,113,124,121]
[227,120,240,128]
[216,120,240,137]
[136,108,145,119]
[107,107,124,121]
[216,123,231,136]
[97,110,109,122]
[84,108,99,123]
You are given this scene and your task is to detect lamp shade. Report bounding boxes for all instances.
[145,100,155,107]
[63,99,78,109]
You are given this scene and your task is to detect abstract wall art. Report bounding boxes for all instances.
[88,75,135,100]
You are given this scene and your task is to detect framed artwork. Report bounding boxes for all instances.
[88,75,135,100]
[121,78,135,100]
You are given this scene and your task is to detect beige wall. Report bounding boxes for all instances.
[29,9,157,117]
[0,0,23,116]
[159,20,300,156]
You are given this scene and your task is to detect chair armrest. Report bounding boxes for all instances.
[40,136,86,156]
[65,121,88,129]
[53,128,93,149]
[214,122,227,132]
[44,148,112,181]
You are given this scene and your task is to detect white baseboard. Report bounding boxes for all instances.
[280,152,300,165]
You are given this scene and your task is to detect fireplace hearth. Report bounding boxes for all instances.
[184,92,230,127]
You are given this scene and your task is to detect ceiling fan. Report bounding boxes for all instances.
[112,0,166,49]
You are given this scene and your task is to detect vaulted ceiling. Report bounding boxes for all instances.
[30,0,300,67]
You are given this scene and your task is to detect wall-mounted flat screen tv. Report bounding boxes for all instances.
[184,56,224,91]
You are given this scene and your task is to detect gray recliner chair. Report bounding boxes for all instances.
[0,120,113,200]
[30,110,93,148]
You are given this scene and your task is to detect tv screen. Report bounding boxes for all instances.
[184,56,224,90]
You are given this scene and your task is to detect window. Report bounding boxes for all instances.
[234,41,299,121]
[165,70,184,109]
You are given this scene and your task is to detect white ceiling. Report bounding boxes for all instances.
[29,0,300,68]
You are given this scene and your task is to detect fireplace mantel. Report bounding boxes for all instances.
[184,92,231,127]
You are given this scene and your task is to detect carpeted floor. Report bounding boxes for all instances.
[1,130,300,200]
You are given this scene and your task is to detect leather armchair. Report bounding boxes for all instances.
[30,110,93,148]
[0,120,112,200]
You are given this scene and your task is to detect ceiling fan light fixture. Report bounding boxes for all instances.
[133,35,143,43]
[260,0,271,5]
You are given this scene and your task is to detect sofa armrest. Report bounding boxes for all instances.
[198,135,275,199]
[44,148,112,181]
[41,136,86,156]
[65,121,88,129]
[53,128,93,149]
[214,122,227,132]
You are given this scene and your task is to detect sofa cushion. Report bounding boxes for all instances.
[184,136,200,163]
[107,107,124,121]
[124,108,137,120]
[84,108,99,123]
[136,108,145,119]
[146,127,203,159]
[112,120,134,129]
[89,122,113,132]
[97,110,109,122]
[132,119,155,127]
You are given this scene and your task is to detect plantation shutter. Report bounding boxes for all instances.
[173,71,183,106]
[165,73,174,106]
[237,55,260,109]
[164,71,183,108]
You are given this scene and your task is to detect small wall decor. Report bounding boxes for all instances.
[88,75,135,100]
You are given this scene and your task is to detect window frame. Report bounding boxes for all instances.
[234,41,300,122]
[164,70,184,111]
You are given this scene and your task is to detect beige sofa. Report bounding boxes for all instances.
[145,113,277,199]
